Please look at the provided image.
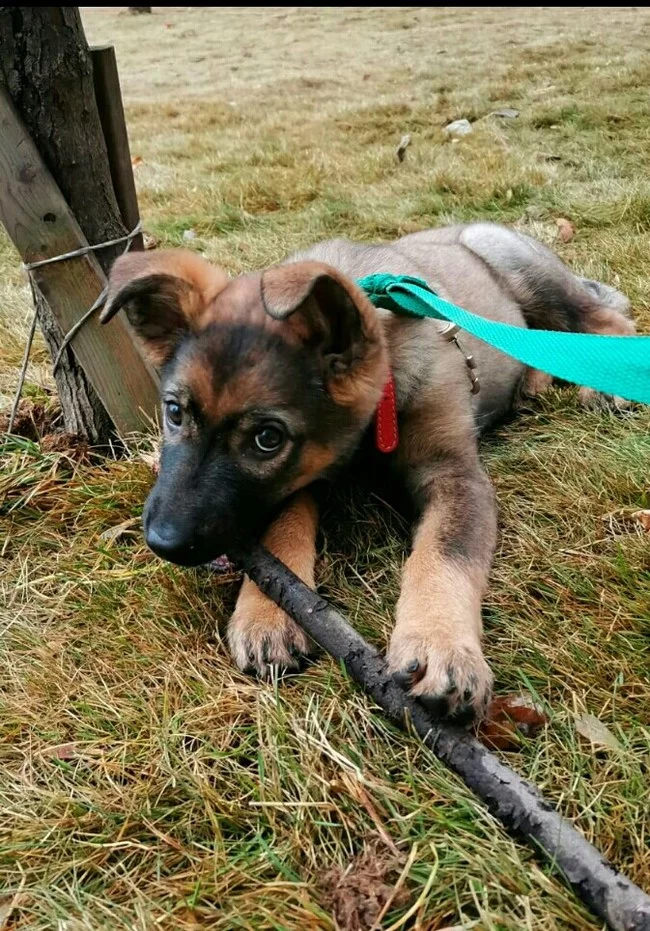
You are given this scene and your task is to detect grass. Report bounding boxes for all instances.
[1,6,650,929]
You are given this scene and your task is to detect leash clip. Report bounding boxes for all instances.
[438,323,480,394]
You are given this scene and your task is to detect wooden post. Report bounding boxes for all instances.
[0,89,159,436]
[91,46,143,252]
[0,6,157,444]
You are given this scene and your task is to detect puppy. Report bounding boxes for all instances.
[102,223,634,721]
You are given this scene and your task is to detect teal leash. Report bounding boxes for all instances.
[357,273,650,405]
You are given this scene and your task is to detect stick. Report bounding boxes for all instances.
[231,544,650,931]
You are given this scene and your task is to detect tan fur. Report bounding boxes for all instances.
[261,261,389,417]
[292,441,338,491]
[386,472,496,717]
[178,355,216,417]
[389,558,493,715]
[228,491,318,674]
[109,248,230,325]
[182,353,286,424]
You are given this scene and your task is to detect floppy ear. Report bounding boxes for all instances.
[101,249,228,367]
[260,261,377,376]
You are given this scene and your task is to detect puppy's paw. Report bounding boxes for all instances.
[227,589,312,679]
[577,386,631,412]
[387,632,493,724]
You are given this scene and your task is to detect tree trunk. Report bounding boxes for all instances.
[0,6,137,445]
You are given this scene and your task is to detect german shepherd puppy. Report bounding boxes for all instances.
[102,223,634,721]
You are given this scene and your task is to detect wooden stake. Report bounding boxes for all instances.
[91,46,144,251]
[0,88,159,437]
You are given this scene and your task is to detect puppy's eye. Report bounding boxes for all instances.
[165,401,183,428]
[253,424,285,455]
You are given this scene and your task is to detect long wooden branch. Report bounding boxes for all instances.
[231,544,650,931]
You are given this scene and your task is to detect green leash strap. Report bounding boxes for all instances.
[357,273,650,405]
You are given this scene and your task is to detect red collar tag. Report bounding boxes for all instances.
[374,373,399,453]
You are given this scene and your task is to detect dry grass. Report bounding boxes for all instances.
[1,7,650,929]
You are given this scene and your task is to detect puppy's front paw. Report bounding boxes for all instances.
[387,632,493,724]
[227,587,312,679]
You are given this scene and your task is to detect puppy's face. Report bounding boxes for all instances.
[103,249,387,566]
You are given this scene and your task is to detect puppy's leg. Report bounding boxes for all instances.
[576,298,637,410]
[387,458,497,721]
[228,490,318,677]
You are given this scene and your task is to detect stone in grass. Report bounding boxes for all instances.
[183,229,198,242]
[444,118,473,137]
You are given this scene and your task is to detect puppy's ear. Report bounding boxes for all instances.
[261,261,379,376]
[101,249,228,367]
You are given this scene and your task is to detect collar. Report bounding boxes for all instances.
[373,328,480,454]
[374,373,399,453]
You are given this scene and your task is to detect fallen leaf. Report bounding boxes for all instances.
[43,743,77,760]
[491,107,520,119]
[100,517,141,545]
[575,713,623,751]
[632,509,650,531]
[131,155,144,168]
[478,693,549,751]
[556,217,575,242]
[395,133,412,162]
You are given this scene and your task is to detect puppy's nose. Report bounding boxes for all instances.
[145,521,194,563]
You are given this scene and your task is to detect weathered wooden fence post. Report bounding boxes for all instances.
[0,7,157,443]
[91,45,144,253]
[0,90,159,437]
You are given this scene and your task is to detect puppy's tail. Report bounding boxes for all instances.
[459,223,633,335]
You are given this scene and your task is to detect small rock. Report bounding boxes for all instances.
[444,118,473,137]
[182,229,197,242]
[491,107,520,119]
